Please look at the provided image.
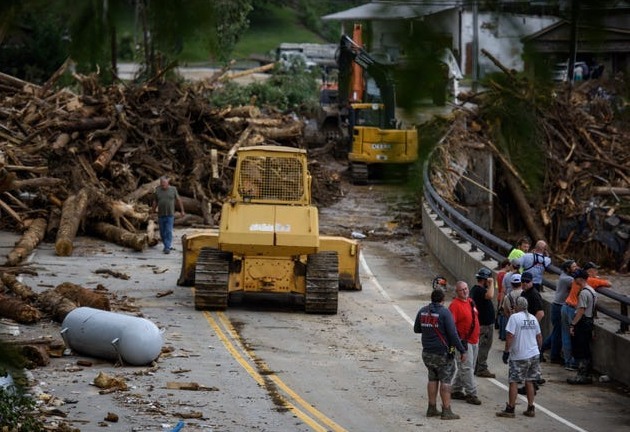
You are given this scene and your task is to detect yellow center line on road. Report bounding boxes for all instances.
[203,310,348,432]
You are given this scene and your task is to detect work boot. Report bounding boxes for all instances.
[523,405,536,417]
[466,395,482,405]
[568,360,593,385]
[496,404,515,418]
[567,375,593,385]
[440,406,460,420]
[476,370,496,378]
[451,391,466,400]
[426,404,440,418]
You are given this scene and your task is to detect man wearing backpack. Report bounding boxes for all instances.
[515,240,551,292]
[414,289,467,420]
[567,269,598,385]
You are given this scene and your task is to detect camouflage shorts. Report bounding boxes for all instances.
[508,356,541,383]
[422,351,456,383]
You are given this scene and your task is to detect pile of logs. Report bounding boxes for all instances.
[430,51,629,271]
[0,66,340,266]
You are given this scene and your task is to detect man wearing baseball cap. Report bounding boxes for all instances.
[567,269,597,384]
[470,267,496,379]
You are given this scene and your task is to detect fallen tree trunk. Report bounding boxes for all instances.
[503,167,546,243]
[5,218,48,266]
[90,221,147,251]
[93,133,126,173]
[125,179,160,202]
[55,117,110,132]
[146,219,158,247]
[55,188,90,256]
[37,289,77,322]
[12,177,64,190]
[55,282,110,310]
[0,295,41,323]
[592,186,630,196]
[1,272,37,301]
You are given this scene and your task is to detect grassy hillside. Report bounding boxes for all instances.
[232,3,327,60]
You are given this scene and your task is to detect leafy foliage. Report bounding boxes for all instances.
[0,2,68,84]
[0,387,44,432]
[0,341,42,431]
[209,66,319,113]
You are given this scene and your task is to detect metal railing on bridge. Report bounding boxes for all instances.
[423,162,630,334]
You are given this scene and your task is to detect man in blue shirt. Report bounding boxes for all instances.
[414,288,467,420]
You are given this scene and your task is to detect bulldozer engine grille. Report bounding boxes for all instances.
[239,155,304,202]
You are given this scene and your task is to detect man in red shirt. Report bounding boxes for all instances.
[449,281,482,405]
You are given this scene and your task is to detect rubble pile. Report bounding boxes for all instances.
[429,55,629,271]
[0,69,342,266]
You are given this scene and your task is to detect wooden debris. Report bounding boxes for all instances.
[56,188,90,256]
[166,381,219,391]
[429,54,629,270]
[93,268,130,280]
[0,294,41,323]
[54,282,111,310]
[5,218,47,266]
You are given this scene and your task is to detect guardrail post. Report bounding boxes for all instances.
[620,303,629,334]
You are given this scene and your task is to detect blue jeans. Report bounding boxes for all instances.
[561,304,577,367]
[542,303,563,360]
[158,215,174,251]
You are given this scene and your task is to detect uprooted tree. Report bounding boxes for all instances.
[427,51,629,271]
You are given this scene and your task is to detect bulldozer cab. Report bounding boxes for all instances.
[234,146,311,205]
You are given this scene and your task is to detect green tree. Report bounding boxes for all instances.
[0,1,68,84]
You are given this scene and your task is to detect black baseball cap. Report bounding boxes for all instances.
[583,262,600,271]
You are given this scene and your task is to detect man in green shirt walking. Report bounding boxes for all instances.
[152,176,185,254]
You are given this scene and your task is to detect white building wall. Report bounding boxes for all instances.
[462,12,559,76]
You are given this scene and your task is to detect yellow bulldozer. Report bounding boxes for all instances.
[177,145,361,314]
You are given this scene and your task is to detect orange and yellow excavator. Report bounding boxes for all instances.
[336,24,418,184]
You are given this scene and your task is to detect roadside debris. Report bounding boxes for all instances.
[61,307,163,366]
[429,52,629,270]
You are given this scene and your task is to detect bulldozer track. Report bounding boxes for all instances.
[350,162,368,185]
[305,251,339,314]
[194,248,232,310]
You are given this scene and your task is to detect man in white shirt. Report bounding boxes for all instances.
[496,297,542,419]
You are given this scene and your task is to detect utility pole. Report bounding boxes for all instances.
[472,0,479,91]
[567,0,580,84]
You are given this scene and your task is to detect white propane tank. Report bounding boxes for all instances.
[61,307,163,366]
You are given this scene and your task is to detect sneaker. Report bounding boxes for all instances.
[523,406,536,417]
[565,364,578,371]
[466,395,482,405]
[476,370,496,378]
[163,249,170,254]
[496,404,515,418]
[451,391,466,400]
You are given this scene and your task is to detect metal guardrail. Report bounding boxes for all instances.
[423,162,630,334]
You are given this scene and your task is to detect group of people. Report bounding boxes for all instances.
[414,236,607,420]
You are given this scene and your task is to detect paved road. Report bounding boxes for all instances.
[2,181,628,431]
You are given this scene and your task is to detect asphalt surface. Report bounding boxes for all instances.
[1,179,629,431]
